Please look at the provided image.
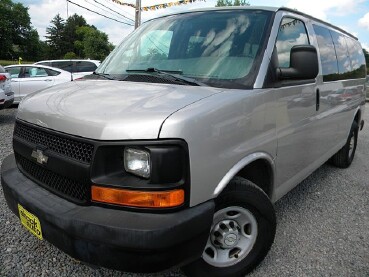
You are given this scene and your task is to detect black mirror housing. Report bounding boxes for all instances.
[277,45,319,80]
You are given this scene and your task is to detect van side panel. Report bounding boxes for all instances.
[269,13,366,200]
[159,89,277,207]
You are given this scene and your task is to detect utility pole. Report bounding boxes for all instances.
[135,0,141,29]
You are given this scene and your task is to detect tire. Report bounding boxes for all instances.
[330,121,359,168]
[181,177,276,277]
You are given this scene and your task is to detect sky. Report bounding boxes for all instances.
[18,0,369,51]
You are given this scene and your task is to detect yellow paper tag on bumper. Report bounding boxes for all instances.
[18,204,43,240]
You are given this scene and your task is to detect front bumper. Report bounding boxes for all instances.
[1,154,214,273]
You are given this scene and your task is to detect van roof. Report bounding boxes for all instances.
[150,6,357,40]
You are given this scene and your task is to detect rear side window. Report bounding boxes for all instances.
[23,67,48,78]
[37,62,51,67]
[345,38,366,79]
[6,67,21,78]
[276,17,309,68]
[330,31,351,76]
[46,69,61,76]
[313,25,339,82]
[52,61,73,72]
[314,24,366,81]
[0,66,5,73]
[75,61,97,72]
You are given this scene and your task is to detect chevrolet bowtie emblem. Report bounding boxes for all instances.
[31,149,48,165]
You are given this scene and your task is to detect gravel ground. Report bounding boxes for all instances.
[1,106,368,277]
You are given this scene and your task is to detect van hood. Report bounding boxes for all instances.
[17,80,221,140]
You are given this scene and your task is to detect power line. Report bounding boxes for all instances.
[66,0,134,26]
[103,0,134,20]
[91,0,134,22]
[84,0,131,23]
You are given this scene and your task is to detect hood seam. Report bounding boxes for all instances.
[157,91,224,139]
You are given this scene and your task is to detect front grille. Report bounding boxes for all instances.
[14,121,94,163]
[15,153,90,203]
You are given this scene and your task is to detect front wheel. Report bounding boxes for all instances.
[181,177,276,277]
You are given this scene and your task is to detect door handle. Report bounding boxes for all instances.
[44,79,52,82]
[316,88,320,111]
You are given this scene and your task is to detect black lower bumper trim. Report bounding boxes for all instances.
[0,98,14,110]
[1,154,214,272]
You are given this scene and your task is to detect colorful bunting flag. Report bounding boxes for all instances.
[112,0,206,11]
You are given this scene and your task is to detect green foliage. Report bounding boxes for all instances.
[0,0,44,60]
[216,0,250,6]
[75,26,114,60]
[46,13,113,60]
[63,14,88,56]
[46,14,66,59]
[0,1,113,61]
[0,60,34,66]
[64,52,78,59]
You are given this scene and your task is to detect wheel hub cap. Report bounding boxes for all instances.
[202,206,258,267]
[349,135,355,156]
[211,220,240,248]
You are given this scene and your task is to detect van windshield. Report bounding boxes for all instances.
[97,10,272,88]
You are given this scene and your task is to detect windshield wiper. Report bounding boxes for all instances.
[92,72,117,80]
[126,68,205,86]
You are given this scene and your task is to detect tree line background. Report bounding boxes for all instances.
[1,0,369,71]
[0,0,113,62]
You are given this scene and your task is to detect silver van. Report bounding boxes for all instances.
[1,7,366,276]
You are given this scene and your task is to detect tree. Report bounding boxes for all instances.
[20,29,44,61]
[75,26,114,60]
[45,13,113,60]
[45,14,66,59]
[0,0,41,60]
[63,14,88,56]
[216,0,250,6]
[64,52,78,59]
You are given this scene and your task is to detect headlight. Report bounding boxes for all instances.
[124,148,150,178]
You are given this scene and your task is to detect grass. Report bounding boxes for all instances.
[0,60,35,66]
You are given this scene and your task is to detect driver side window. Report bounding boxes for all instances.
[276,17,309,68]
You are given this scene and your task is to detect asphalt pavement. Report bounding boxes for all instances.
[1,106,368,277]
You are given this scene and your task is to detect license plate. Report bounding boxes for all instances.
[18,204,43,240]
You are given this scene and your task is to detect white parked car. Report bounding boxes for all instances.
[34,59,100,80]
[0,65,14,109]
[4,64,72,103]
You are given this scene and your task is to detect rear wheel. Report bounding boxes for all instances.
[182,177,276,277]
[330,121,359,168]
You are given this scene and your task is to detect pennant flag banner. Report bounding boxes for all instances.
[111,0,136,8]
[112,0,206,11]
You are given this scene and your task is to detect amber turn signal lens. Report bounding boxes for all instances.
[91,186,185,208]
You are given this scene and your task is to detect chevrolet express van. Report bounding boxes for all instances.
[1,7,366,277]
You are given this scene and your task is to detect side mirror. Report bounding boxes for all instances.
[277,45,319,80]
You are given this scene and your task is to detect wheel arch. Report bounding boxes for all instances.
[354,108,361,124]
[346,107,362,138]
[213,152,275,201]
